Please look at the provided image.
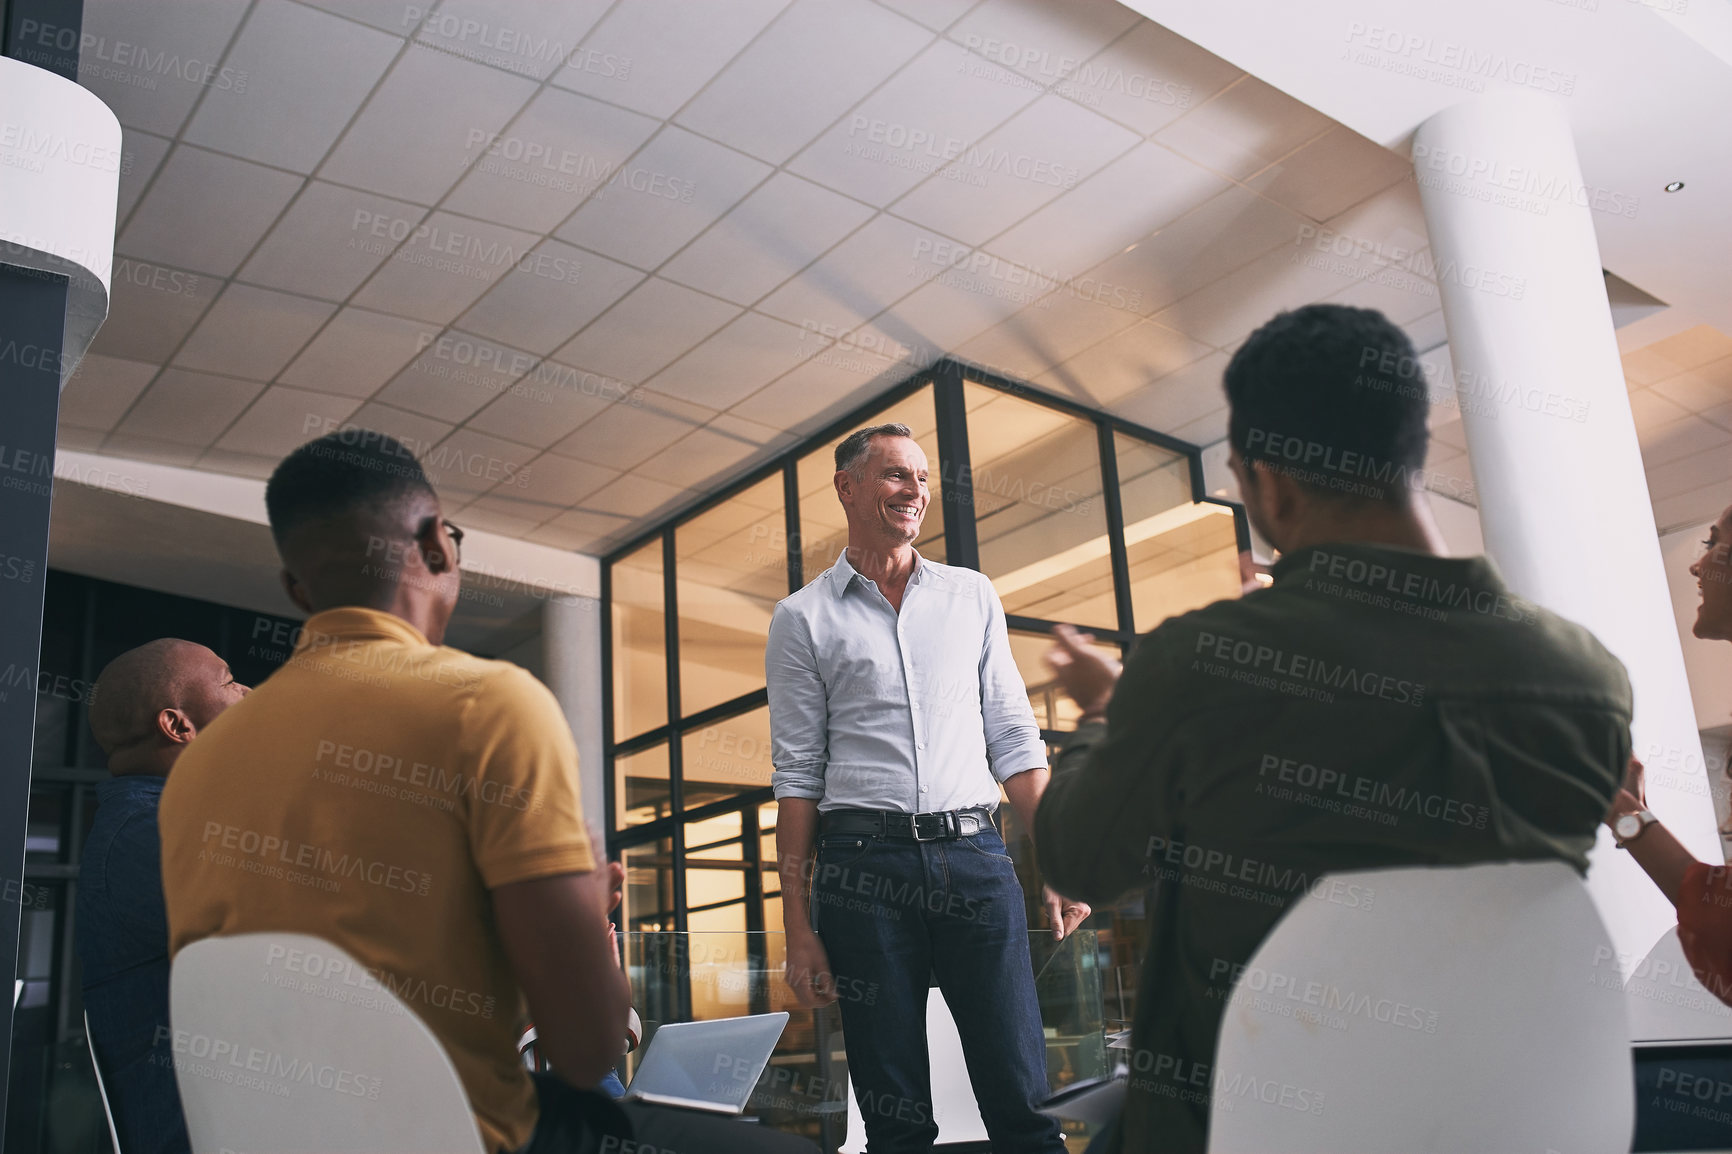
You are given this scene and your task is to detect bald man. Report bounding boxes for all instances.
[77,640,248,1154]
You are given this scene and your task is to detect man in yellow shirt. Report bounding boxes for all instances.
[160,429,813,1154]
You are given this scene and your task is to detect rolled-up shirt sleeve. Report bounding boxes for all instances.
[978,579,1046,782]
[767,603,829,801]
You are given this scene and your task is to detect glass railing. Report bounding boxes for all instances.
[615,930,1108,1151]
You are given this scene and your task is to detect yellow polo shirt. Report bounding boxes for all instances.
[160,607,594,1154]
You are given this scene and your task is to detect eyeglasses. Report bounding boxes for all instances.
[444,520,464,565]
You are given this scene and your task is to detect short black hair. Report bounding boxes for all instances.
[835,423,914,474]
[1225,304,1429,503]
[265,430,436,544]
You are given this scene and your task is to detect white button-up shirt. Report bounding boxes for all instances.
[766,549,1046,814]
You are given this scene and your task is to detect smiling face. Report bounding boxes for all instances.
[1691,504,1732,641]
[835,434,929,549]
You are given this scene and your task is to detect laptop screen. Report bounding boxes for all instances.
[625,1013,790,1114]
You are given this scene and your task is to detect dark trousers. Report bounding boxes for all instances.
[521,1073,819,1154]
[811,824,1065,1153]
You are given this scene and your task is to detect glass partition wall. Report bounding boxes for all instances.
[603,358,1245,1027]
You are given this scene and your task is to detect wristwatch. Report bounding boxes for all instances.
[1613,808,1658,848]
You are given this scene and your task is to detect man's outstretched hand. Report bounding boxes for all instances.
[1043,885,1091,941]
[1044,624,1122,719]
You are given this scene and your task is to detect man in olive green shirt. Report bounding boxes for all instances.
[1035,304,1629,1153]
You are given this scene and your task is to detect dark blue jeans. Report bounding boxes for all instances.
[811,824,1065,1154]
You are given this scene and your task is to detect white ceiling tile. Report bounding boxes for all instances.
[456,493,558,537]
[676,0,932,165]
[955,288,1143,382]
[1639,415,1732,470]
[55,427,106,453]
[372,331,537,424]
[1085,185,1311,317]
[756,213,949,335]
[412,0,612,80]
[1652,362,1732,414]
[115,368,264,446]
[116,130,172,222]
[174,284,336,380]
[444,88,659,233]
[892,95,1139,246]
[709,412,790,447]
[75,0,251,135]
[183,0,401,172]
[946,0,1139,91]
[97,434,204,468]
[279,308,439,398]
[872,267,1037,356]
[296,0,414,34]
[459,241,645,355]
[1322,263,1443,327]
[626,389,723,426]
[345,403,454,459]
[196,448,281,480]
[1167,404,1228,447]
[215,386,362,457]
[788,40,1039,206]
[554,278,740,385]
[1653,479,1732,534]
[875,0,976,31]
[1052,20,1240,137]
[728,346,904,430]
[1101,349,1228,434]
[581,472,693,518]
[509,453,619,506]
[988,142,1229,276]
[58,355,157,431]
[1648,443,1732,502]
[1152,241,1362,349]
[1629,387,1692,431]
[119,146,303,276]
[1248,126,1414,223]
[557,128,772,270]
[320,44,538,204]
[1153,75,1332,180]
[553,0,792,118]
[422,427,539,498]
[1034,319,1213,406]
[87,261,219,363]
[635,427,763,489]
[350,212,542,324]
[662,174,876,305]
[240,182,429,300]
[551,401,705,471]
[463,360,632,448]
[647,313,823,410]
[527,508,634,551]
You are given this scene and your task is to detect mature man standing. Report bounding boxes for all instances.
[768,423,1087,1153]
[79,639,249,1154]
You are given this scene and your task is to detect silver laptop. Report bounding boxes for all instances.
[623,1012,789,1115]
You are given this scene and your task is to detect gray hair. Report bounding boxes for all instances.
[834,423,913,476]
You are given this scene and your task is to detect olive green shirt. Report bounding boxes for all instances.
[1035,543,1630,1154]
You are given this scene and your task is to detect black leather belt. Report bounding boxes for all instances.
[819,806,995,842]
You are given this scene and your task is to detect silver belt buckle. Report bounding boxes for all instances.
[911,811,949,841]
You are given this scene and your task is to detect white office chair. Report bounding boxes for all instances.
[841,987,989,1153]
[84,1010,125,1154]
[1208,861,1633,1154]
[1625,925,1732,1042]
[170,932,484,1154]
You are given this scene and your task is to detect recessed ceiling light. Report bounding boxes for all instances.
[1665,181,1685,192]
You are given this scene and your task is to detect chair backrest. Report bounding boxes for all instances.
[84,1009,125,1154]
[1624,925,1732,1042]
[841,987,988,1153]
[1208,861,1633,1154]
[169,932,484,1154]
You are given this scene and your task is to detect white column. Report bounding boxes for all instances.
[1413,92,1720,975]
[543,595,607,833]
